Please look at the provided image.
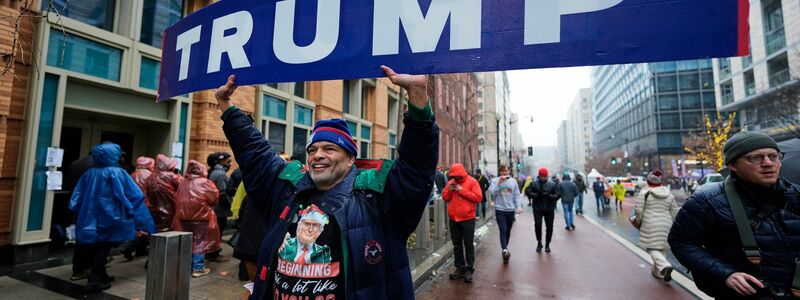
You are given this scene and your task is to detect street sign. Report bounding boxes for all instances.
[157,0,749,100]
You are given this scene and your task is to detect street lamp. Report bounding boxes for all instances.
[507,115,533,177]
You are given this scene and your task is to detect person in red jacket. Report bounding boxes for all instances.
[442,163,483,283]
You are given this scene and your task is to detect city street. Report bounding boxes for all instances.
[415,192,705,300]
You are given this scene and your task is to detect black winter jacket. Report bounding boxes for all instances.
[668,177,800,298]
[525,179,561,212]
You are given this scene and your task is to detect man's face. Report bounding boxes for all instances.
[297,218,323,246]
[499,168,509,177]
[538,175,548,181]
[307,141,355,190]
[221,158,232,169]
[729,148,782,187]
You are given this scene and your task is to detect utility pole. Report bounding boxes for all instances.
[496,117,501,173]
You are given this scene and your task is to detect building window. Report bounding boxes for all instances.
[659,113,680,130]
[45,0,115,32]
[294,104,313,126]
[679,73,700,91]
[139,57,160,90]
[762,0,786,55]
[744,71,756,96]
[719,58,731,78]
[47,32,122,81]
[263,95,287,120]
[389,133,397,159]
[342,80,351,114]
[700,72,714,89]
[657,132,682,149]
[293,82,306,98]
[657,75,678,92]
[676,60,698,72]
[654,61,676,73]
[721,81,734,106]
[360,125,372,158]
[140,0,183,48]
[681,93,702,110]
[768,54,790,87]
[702,91,716,109]
[293,127,309,162]
[361,84,373,119]
[682,112,703,129]
[658,94,679,111]
[266,122,287,153]
[29,73,60,231]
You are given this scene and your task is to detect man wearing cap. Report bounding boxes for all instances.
[525,168,561,253]
[207,151,233,262]
[214,66,437,300]
[669,131,800,299]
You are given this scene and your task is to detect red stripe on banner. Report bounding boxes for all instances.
[738,0,750,56]
[313,127,357,148]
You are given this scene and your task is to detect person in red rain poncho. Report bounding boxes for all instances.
[122,156,155,260]
[144,154,183,232]
[172,160,221,278]
[131,156,154,206]
[441,163,483,283]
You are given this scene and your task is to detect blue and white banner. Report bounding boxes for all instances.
[157,0,749,100]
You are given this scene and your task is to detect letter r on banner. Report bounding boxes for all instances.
[372,0,481,55]
[208,11,254,74]
[525,0,623,45]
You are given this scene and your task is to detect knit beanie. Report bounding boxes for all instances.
[538,168,548,177]
[723,131,779,165]
[646,169,663,186]
[306,119,358,156]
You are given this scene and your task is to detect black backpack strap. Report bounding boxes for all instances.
[724,176,762,265]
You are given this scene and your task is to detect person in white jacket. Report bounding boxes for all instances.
[634,169,679,282]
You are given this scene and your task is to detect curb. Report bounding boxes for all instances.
[581,214,712,300]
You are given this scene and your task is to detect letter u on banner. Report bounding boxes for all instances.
[274,0,342,64]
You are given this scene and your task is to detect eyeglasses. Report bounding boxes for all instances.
[299,220,322,232]
[744,152,784,164]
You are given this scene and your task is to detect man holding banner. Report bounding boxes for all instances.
[214,66,438,299]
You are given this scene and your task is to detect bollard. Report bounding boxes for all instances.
[414,204,430,249]
[146,231,192,300]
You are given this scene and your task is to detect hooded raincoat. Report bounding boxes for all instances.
[69,143,155,244]
[172,160,221,254]
[131,156,154,206]
[442,164,483,222]
[145,154,183,232]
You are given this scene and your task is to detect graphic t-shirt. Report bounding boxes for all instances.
[270,192,344,299]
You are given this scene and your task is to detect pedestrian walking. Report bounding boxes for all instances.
[574,174,588,214]
[592,177,607,211]
[442,163,483,282]
[559,175,579,230]
[474,169,490,219]
[69,143,155,293]
[525,168,561,253]
[145,154,183,232]
[488,165,524,263]
[172,160,221,278]
[634,170,678,282]
[435,165,448,194]
[206,152,232,262]
[213,66,437,299]
[521,175,533,206]
[669,131,800,299]
[612,179,626,210]
[121,156,155,261]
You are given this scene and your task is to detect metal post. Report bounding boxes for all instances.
[146,231,192,300]
[414,202,430,249]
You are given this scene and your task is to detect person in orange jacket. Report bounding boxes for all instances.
[442,163,483,283]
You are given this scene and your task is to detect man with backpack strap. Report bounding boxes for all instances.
[669,131,800,299]
[214,66,438,300]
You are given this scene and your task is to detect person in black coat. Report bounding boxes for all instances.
[669,132,800,299]
[525,168,561,253]
[473,169,490,219]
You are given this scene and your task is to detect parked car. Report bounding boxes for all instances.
[620,178,637,195]
[629,176,646,188]
[690,173,724,193]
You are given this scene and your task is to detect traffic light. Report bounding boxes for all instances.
[610,157,617,165]
[527,146,533,156]
[517,162,522,169]
[626,160,632,168]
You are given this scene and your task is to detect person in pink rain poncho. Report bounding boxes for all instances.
[145,154,182,232]
[172,160,221,277]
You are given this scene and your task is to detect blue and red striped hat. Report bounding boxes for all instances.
[306,119,358,156]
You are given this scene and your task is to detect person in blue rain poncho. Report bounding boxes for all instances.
[69,143,155,293]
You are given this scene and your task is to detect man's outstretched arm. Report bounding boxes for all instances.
[215,75,288,208]
[381,66,439,238]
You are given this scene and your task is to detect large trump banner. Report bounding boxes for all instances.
[157,0,749,100]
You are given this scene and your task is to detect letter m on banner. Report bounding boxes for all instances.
[157,0,750,101]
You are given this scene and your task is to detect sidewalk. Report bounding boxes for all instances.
[414,206,701,299]
[1,241,246,300]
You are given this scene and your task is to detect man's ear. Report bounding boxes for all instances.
[348,154,356,166]
[728,162,738,173]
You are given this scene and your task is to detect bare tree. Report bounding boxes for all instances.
[434,73,484,172]
[760,86,800,137]
[2,0,67,79]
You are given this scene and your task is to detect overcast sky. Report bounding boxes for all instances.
[507,67,592,147]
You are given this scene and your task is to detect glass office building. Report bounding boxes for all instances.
[592,59,718,173]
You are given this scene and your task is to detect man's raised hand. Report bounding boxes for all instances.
[215,75,238,112]
[381,65,428,108]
